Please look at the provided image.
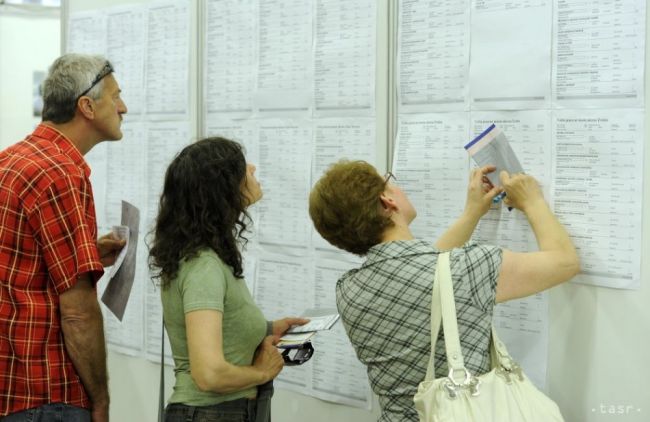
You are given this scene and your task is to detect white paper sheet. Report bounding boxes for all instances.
[309,323,371,409]
[313,118,377,180]
[314,0,376,116]
[256,0,312,111]
[470,111,552,252]
[277,331,316,347]
[392,114,470,242]
[144,121,191,229]
[67,11,107,54]
[101,203,140,321]
[552,0,646,108]
[100,247,147,356]
[467,113,554,389]
[144,278,173,365]
[254,253,313,388]
[287,314,339,334]
[465,124,525,190]
[106,6,146,115]
[65,1,192,366]
[471,111,553,190]
[85,142,109,230]
[254,254,371,409]
[312,118,376,251]
[204,120,262,254]
[397,0,470,112]
[552,109,643,289]
[257,120,312,247]
[469,0,552,110]
[105,122,147,228]
[241,253,258,297]
[107,225,130,280]
[254,254,314,320]
[145,0,190,119]
[204,0,256,119]
[205,120,259,167]
[493,293,550,389]
[310,258,371,409]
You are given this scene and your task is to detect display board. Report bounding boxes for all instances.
[62,1,650,421]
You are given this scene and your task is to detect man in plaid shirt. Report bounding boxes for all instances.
[309,161,579,421]
[0,54,128,422]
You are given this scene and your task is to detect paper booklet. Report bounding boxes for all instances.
[277,332,316,349]
[464,123,524,193]
[277,309,340,349]
[286,313,340,334]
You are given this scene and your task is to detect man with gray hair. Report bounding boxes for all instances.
[0,53,128,422]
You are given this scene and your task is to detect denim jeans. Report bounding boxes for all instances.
[165,381,273,422]
[0,403,90,422]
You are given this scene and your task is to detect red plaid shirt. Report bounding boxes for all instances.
[0,124,104,415]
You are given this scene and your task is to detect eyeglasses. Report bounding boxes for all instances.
[383,171,396,185]
[76,62,114,101]
[280,341,314,366]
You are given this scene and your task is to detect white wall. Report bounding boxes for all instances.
[0,5,60,148]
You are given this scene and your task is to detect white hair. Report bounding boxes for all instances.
[41,53,111,123]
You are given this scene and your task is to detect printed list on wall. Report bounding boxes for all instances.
[68,0,378,410]
[203,0,377,408]
[68,1,191,363]
[393,0,646,389]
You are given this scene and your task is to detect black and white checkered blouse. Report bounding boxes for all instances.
[336,240,503,422]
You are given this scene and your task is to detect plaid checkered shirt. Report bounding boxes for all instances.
[0,124,104,415]
[336,240,502,422]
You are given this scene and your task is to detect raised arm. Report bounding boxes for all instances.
[435,165,502,250]
[59,274,109,422]
[496,171,580,302]
[186,310,283,393]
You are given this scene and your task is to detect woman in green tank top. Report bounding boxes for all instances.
[149,137,307,422]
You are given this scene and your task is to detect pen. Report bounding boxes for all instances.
[492,191,506,204]
[492,191,513,212]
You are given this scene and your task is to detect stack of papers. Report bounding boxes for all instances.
[277,311,340,349]
[286,314,340,334]
[277,332,316,349]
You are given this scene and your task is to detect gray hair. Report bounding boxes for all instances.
[41,53,111,124]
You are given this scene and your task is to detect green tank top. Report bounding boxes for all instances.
[161,249,266,406]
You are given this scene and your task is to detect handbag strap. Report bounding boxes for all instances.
[490,325,516,370]
[424,252,444,381]
[436,252,466,372]
[424,251,518,382]
[424,252,467,379]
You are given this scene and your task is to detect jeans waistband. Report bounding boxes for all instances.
[169,380,273,409]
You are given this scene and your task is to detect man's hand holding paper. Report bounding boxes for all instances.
[97,228,127,267]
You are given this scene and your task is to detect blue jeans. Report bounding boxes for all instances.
[1,403,90,422]
[165,381,273,422]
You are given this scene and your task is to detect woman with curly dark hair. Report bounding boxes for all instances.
[149,137,307,422]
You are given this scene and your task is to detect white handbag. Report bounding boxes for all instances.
[413,252,565,422]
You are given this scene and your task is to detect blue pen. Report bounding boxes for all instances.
[492,191,506,204]
[492,191,513,211]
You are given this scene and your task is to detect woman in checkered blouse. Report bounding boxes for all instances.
[309,160,579,422]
